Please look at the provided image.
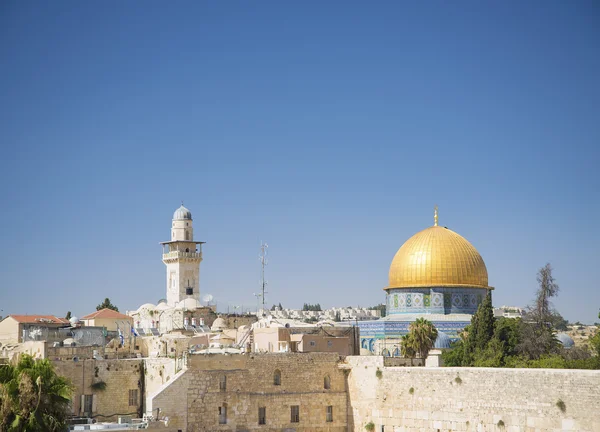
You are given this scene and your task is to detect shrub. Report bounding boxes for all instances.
[409,387,414,395]
[91,381,107,391]
[365,422,375,431]
[556,399,566,413]
[454,375,462,384]
[375,369,383,379]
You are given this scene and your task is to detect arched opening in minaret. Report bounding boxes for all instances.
[185,231,190,240]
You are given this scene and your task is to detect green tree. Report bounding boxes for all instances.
[462,292,495,365]
[0,354,73,431]
[517,264,560,359]
[400,334,416,359]
[533,263,560,327]
[64,311,71,321]
[96,298,119,312]
[407,318,438,359]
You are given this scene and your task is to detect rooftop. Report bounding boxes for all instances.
[7,315,69,324]
[81,308,132,320]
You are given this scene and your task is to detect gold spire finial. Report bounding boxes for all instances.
[434,205,438,226]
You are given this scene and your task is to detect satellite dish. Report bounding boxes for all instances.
[202,294,214,304]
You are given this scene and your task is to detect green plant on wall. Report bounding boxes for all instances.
[556,399,566,413]
[408,387,414,395]
[90,381,107,391]
[365,421,375,431]
[375,369,383,379]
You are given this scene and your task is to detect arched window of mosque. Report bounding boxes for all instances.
[186,222,188,226]
[185,231,190,240]
[185,248,189,253]
[273,369,281,386]
[324,375,331,390]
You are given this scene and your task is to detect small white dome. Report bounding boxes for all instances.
[211,317,227,331]
[69,317,80,325]
[137,303,156,312]
[173,205,192,220]
[176,298,202,310]
[155,302,171,311]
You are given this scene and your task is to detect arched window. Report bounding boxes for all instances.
[185,231,190,240]
[324,375,331,390]
[273,369,281,386]
[185,248,190,253]
[219,375,226,391]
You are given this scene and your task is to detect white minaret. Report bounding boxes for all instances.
[160,203,204,307]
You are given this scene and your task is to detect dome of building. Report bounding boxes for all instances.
[211,317,227,331]
[137,303,156,313]
[387,222,490,290]
[176,298,202,310]
[173,204,192,221]
[556,333,574,349]
[433,331,452,349]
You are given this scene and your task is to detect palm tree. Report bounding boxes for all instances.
[400,334,416,359]
[0,354,73,431]
[408,318,438,360]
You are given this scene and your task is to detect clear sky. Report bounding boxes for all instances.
[1,1,599,323]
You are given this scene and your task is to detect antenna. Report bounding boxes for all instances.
[259,242,268,315]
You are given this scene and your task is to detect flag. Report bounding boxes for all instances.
[118,327,124,346]
[131,327,139,337]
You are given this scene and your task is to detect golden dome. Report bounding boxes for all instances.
[386,224,490,290]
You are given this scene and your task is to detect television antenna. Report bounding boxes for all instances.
[202,294,214,305]
[259,242,268,315]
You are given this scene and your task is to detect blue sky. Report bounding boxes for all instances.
[1,2,598,323]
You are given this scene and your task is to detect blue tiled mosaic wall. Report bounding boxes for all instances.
[385,287,488,315]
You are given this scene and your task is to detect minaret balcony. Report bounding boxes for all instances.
[162,251,203,262]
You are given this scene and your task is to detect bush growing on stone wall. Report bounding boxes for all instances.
[497,419,505,428]
[375,368,382,379]
[408,387,414,394]
[365,421,375,431]
[90,381,107,391]
[556,399,566,413]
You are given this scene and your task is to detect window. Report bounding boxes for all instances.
[273,369,281,386]
[326,406,333,423]
[219,375,226,391]
[290,405,300,423]
[128,389,138,406]
[324,375,331,390]
[327,340,333,347]
[258,406,266,425]
[185,231,190,240]
[83,394,93,414]
[309,340,316,347]
[219,405,227,424]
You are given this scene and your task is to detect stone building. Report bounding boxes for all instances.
[0,315,69,344]
[359,208,493,354]
[80,308,134,332]
[150,353,348,431]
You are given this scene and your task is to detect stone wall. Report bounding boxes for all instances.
[345,356,600,432]
[151,352,348,431]
[53,358,144,421]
